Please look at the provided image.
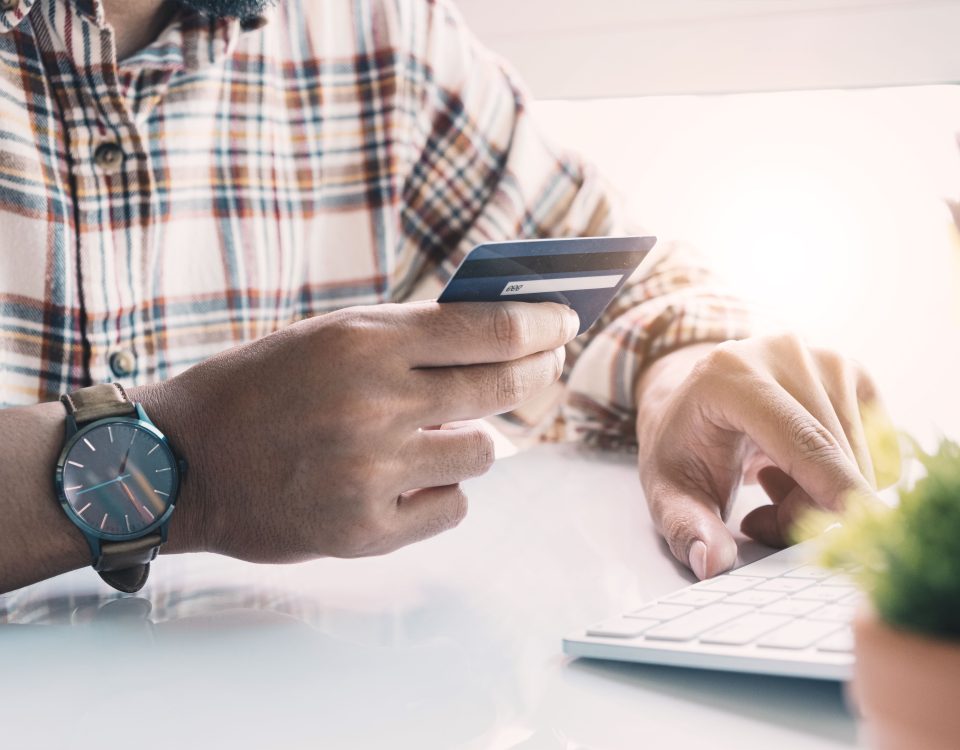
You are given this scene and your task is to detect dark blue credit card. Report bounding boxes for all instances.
[438,236,657,335]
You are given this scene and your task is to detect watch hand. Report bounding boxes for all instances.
[119,479,154,519]
[73,473,132,496]
[120,479,136,505]
[118,434,135,474]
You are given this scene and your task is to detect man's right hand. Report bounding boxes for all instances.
[144,301,578,562]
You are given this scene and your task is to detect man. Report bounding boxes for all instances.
[0,0,894,594]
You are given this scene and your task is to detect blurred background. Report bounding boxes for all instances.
[460,0,960,445]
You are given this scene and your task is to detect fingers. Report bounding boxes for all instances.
[641,337,894,569]
[741,466,818,547]
[399,423,495,489]
[392,301,579,367]
[646,478,739,580]
[809,351,877,488]
[411,347,566,426]
[772,345,860,475]
[391,484,470,549]
[711,361,874,513]
[325,302,575,430]
[742,350,899,548]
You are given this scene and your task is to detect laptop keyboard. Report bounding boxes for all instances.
[564,541,860,679]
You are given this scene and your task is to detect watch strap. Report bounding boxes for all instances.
[60,382,135,425]
[95,534,162,594]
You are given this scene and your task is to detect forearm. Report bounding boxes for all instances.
[0,382,204,594]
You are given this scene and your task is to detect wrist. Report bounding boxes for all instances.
[129,379,209,555]
[635,343,718,446]
[0,401,90,593]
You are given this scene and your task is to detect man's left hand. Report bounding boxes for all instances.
[634,334,899,580]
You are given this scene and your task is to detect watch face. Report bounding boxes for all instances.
[59,420,178,538]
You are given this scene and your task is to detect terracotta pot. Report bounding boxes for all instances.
[851,606,960,750]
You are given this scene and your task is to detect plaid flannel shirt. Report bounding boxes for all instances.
[0,0,752,447]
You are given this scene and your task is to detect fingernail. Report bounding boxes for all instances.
[689,540,708,580]
[564,309,580,338]
[553,345,566,375]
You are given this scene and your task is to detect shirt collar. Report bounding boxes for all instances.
[74,0,105,24]
[0,0,106,33]
[0,0,37,33]
[159,6,273,75]
[0,0,271,53]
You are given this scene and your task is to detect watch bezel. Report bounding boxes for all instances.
[54,415,180,542]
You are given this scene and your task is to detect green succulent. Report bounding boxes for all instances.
[816,439,960,640]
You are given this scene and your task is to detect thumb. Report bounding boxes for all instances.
[647,483,738,580]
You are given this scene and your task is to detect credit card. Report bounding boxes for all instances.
[438,236,657,335]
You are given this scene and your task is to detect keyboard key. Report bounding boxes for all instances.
[793,585,853,602]
[587,618,659,638]
[817,627,854,653]
[783,565,832,580]
[755,578,814,593]
[694,576,764,593]
[645,604,754,642]
[665,590,727,607]
[821,574,855,587]
[728,543,813,578]
[757,620,844,650]
[700,613,792,646]
[808,604,855,623]
[627,603,694,621]
[842,591,865,606]
[761,598,824,616]
[725,590,785,607]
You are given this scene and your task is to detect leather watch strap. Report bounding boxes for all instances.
[95,534,162,594]
[60,382,135,424]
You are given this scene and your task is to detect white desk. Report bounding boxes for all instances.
[0,444,857,749]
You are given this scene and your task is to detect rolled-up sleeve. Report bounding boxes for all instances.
[563,240,754,448]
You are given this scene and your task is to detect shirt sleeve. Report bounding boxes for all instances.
[392,0,754,448]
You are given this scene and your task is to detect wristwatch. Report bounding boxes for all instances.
[54,383,186,593]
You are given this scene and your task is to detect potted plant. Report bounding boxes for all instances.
[816,439,960,750]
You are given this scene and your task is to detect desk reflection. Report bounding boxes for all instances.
[0,445,855,750]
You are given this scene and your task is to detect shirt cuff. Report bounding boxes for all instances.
[562,288,755,450]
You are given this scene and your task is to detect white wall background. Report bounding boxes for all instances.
[531,88,960,442]
[457,0,960,98]
[456,1,960,442]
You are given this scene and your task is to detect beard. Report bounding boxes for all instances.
[177,0,277,19]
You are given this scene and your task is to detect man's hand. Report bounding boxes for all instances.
[635,334,899,580]
[144,301,578,562]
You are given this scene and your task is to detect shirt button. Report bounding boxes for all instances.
[94,142,124,172]
[109,350,136,378]
[0,0,19,12]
